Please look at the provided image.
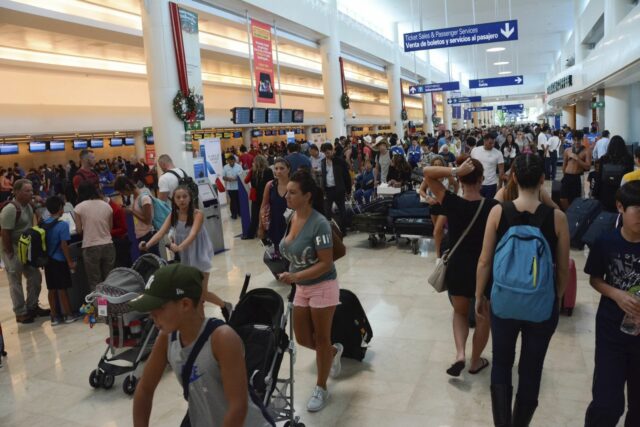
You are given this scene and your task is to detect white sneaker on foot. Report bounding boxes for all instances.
[306,385,329,412]
[330,343,343,378]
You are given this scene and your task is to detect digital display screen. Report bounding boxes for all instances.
[292,109,304,123]
[90,139,104,148]
[110,138,123,147]
[0,144,19,155]
[146,135,154,145]
[280,109,293,123]
[251,108,267,124]
[279,129,287,135]
[49,141,65,151]
[124,137,135,146]
[223,132,232,139]
[267,108,281,123]
[232,107,251,125]
[264,130,272,136]
[252,130,263,137]
[233,131,242,138]
[73,140,88,150]
[29,142,47,152]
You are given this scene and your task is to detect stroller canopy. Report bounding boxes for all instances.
[229,288,284,331]
[98,268,147,296]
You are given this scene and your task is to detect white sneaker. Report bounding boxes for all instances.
[306,385,329,412]
[330,343,343,378]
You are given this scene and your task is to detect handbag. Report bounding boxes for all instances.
[330,219,346,261]
[428,198,485,293]
[249,187,257,202]
[259,180,274,232]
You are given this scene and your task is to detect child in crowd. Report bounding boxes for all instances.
[131,264,272,427]
[43,196,79,325]
[584,180,640,427]
[139,185,232,317]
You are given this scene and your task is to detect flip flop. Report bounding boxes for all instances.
[469,358,490,375]
[446,360,466,377]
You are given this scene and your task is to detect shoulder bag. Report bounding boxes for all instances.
[428,198,485,293]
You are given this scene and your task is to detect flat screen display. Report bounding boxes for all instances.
[232,107,251,124]
[267,108,281,123]
[90,139,104,148]
[49,141,65,151]
[223,132,232,139]
[145,135,154,145]
[233,131,242,138]
[110,138,123,147]
[279,129,287,135]
[264,130,272,136]
[251,108,267,124]
[73,140,88,150]
[29,142,47,153]
[292,109,304,123]
[280,109,293,123]
[124,137,135,146]
[252,130,263,137]
[0,144,19,155]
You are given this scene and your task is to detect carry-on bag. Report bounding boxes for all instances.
[331,289,373,361]
[566,198,602,249]
[582,211,620,248]
[562,258,577,316]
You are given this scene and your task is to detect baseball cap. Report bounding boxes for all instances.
[128,264,203,312]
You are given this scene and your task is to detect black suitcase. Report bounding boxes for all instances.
[352,212,388,234]
[582,211,620,248]
[552,180,562,207]
[393,217,434,237]
[67,241,90,313]
[566,198,602,249]
[360,198,393,215]
[331,289,372,361]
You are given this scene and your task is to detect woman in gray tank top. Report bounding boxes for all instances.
[130,264,271,427]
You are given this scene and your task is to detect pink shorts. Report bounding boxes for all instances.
[293,280,340,308]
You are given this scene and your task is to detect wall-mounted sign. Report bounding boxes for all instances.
[404,20,518,52]
[546,75,572,95]
[251,19,276,104]
[591,101,605,109]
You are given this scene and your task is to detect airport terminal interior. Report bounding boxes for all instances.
[1,0,639,426]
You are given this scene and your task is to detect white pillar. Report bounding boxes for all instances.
[386,23,403,137]
[604,0,631,36]
[576,100,591,132]
[133,130,146,161]
[139,0,193,173]
[574,0,586,63]
[604,85,631,140]
[561,108,572,129]
[243,128,253,149]
[420,83,434,135]
[629,83,640,144]
[319,0,345,141]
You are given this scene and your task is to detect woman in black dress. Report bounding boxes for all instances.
[247,155,274,238]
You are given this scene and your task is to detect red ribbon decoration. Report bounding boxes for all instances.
[400,79,406,111]
[169,2,188,94]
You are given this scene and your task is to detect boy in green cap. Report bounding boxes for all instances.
[130,263,272,427]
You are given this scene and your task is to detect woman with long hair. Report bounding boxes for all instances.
[501,133,520,173]
[114,176,158,256]
[595,135,634,211]
[387,154,412,190]
[139,185,232,317]
[278,170,342,413]
[495,172,558,209]
[258,158,291,252]
[246,155,274,239]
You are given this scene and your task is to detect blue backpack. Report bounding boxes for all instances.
[491,203,555,322]
[138,191,171,230]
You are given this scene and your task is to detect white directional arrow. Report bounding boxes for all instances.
[501,22,515,38]
[519,104,523,108]
[410,87,416,94]
[514,76,523,84]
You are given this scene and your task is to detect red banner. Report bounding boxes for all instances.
[251,19,276,104]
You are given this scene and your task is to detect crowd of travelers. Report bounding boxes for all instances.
[0,121,638,427]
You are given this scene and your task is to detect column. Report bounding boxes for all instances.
[133,130,145,161]
[562,107,575,129]
[629,83,640,144]
[604,85,630,140]
[604,0,631,37]
[139,0,193,173]
[575,100,591,132]
[243,128,253,149]
[420,87,434,135]
[319,0,345,141]
[574,0,586,63]
[386,23,403,137]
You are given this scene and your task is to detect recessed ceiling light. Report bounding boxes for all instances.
[498,71,512,75]
[494,61,509,65]
[486,47,506,52]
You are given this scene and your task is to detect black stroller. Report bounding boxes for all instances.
[85,254,167,395]
[228,275,304,427]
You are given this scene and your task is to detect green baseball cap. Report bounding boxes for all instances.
[128,264,203,312]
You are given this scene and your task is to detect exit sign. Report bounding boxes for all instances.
[591,101,605,108]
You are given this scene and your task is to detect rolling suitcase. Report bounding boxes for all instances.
[562,258,577,316]
[331,289,373,361]
[582,212,620,248]
[67,241,90,313]
[566,198,602,249]
[392,218,434,237]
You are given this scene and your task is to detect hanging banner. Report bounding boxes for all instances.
[145,146,156,167]
[251,19,276,104]
[200,138,227,205]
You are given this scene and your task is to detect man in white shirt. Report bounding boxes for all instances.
[592,130,611,161]
[546,130,563,180]
[537,125,549,159]
[222,156,243,220]
[156,154,186,202]
[471,132,505,199]
[309,144,325,187]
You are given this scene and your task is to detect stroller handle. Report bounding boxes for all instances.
[85,292,141,305]
[240,274,251,299]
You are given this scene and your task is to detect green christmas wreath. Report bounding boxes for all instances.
[340,92,350,110]
[401,108,408,121]
[173,89,198,123]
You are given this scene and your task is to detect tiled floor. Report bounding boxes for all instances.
[0,207,622,426]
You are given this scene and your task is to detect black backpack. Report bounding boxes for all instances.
[601,163,626,188]
[167,169,199,205]
[331,289,373,361]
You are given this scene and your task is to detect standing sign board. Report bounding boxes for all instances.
[403,20,518,52]
[200,138,227,205]
[409,81,460,94]
[286,131,296,144]
[469,75,523,89]
[448,96,482,105]
[251,19,276,104]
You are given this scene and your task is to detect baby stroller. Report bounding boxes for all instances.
[85,254,167,395]
[228,275,304,427]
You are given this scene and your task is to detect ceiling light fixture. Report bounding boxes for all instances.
[494,61,509,65]
[498,71,512,75]
[486,47,506,52]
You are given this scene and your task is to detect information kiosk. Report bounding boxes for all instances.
[198,181,225,253]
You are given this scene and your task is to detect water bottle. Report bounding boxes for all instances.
[620,289,640,336]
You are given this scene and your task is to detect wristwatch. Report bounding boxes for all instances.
[451,167,458,178]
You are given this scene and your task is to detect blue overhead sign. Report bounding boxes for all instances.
[409,81,460,94]
[466,106,494,112]
[403,20,518,52]
[497,104,525,112]
[447,96,482,105]
[469,75,524,89]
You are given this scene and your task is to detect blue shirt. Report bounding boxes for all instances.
[390,145,406,157]
[99,170,115,196]
[43,217,70,262]
[407,145,422,164]
[285,153,311,173]
[438,137,447,148]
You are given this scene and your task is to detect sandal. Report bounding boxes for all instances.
[469,358,490,375]
[446,360,466,377]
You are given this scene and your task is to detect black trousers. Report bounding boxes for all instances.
[228,190,240,219]
[248,198,261,238]
[324,187,346,234]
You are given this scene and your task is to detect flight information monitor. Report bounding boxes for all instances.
[29,142,47,152]
[251,108,267,124]
[90,139,104,148]
[267,108,281,123]
[0,144,18,155]
[124,137,135,146]
[280,109,293,123]
[231,107,251,124]
[73,140,88,150]
[49,141,65,151]
[292,109,304,123]
[110,138,123,147]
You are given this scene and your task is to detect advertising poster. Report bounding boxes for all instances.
[145,146,156,167]
[286,131,296,144]
[200,138,227,205]
[179,7,205,119]
[251,19,276,104]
